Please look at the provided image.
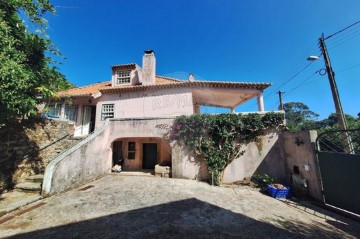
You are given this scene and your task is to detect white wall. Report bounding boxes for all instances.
[95,88,194,128]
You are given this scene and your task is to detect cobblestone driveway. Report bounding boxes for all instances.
[0,175,359,238]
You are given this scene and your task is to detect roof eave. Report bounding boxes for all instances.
[99,81,272,93]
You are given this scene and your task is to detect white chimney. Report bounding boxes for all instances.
[142,50,156,85]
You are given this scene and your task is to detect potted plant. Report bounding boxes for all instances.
[252,174,275,192]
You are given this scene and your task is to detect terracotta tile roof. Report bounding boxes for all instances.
[58,81,111,97]
[58,76,271,97]
[111,63,138,70]
[100,77,271,93]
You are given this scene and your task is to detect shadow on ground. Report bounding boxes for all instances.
[5,198,353,239]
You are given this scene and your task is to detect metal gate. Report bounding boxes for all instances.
[316,129,360,215]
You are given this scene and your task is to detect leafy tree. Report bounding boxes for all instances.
[283,102,319,131]
[0,0,74,125]
[316,113,359,130]
[316,113,360,153]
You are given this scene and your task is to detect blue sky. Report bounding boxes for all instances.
[47,0,360,119]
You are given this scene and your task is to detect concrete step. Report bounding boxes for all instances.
[17,174,44,184]
[14,182,42,193]
[24,175,44,183]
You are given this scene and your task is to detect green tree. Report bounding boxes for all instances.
[316,113,360,153]
[0,0,73,125]
[283,102,319,131]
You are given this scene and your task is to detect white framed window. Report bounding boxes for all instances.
[116,70,131,84]
[47,104,61,117]
[101,104,114,121]
[64,105,78,122]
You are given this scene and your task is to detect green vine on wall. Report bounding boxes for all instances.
[167,112,284,185]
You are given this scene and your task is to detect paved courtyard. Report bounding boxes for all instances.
[0,175,359,238]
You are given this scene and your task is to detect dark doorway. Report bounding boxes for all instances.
[112,141,123,166]
[143,143,157,169]
[90,106,96,133]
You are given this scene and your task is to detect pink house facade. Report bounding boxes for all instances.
[46,51,271,173]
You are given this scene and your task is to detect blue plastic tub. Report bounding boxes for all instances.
[267,184,291,198]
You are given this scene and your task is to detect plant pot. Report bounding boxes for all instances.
[267,184,291,199]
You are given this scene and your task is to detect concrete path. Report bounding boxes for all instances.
[0,175,359,238]
[0,192,41,217]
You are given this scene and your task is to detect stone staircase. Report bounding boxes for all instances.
[14,175,43,194]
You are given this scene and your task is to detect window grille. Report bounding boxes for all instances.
[116,70,131,84]
[101,104,114,121]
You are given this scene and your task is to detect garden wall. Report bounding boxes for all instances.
[223,129,287,183]
[173,128,322,201]
[0,119,76,193]
[282,130,322,201]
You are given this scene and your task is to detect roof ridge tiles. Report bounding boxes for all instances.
[111,63,138,68]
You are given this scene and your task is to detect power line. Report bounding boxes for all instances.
[327,23,360,43]
[325,20,360,40]
[284,72,317,96]
[264,61,314,98]
[338,63,360,73]
[328,28,360,49]
[243,59,317,111]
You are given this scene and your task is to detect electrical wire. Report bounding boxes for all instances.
[243,49,320,112]
[245,21,360,112]
[283,72,318,96]
[325,20,360,40]
[327,23,360,43]
[327,28,360,49]
[264,61,315,98]
[338,63,360,73]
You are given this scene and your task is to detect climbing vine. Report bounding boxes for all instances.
[167,112,284,185]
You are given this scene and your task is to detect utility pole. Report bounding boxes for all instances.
[319,33,354,153]
[278,91,285,110]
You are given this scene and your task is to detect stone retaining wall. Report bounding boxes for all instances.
[0,119,77,193]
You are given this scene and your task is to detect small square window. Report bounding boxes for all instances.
[116,70,131,84]
[101,104,114,121]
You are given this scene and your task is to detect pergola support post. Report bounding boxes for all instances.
[257,92,264,112]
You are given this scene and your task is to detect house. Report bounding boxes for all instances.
[46,50,271,173]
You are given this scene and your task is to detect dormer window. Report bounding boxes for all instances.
[116,70,131,84]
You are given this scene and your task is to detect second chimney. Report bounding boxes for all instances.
[142,50,156,86]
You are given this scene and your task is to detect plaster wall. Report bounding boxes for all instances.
[223,129,287,184]
[43,118,174,195]
[282,130,322,201]
[43,116,321,201]
[95,88,194,128]
[112,137,171,171]
[171,144,210,181]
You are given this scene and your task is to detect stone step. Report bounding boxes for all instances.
[24,175,44,183]
[17,174,44,184]
[14,182,42,193]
